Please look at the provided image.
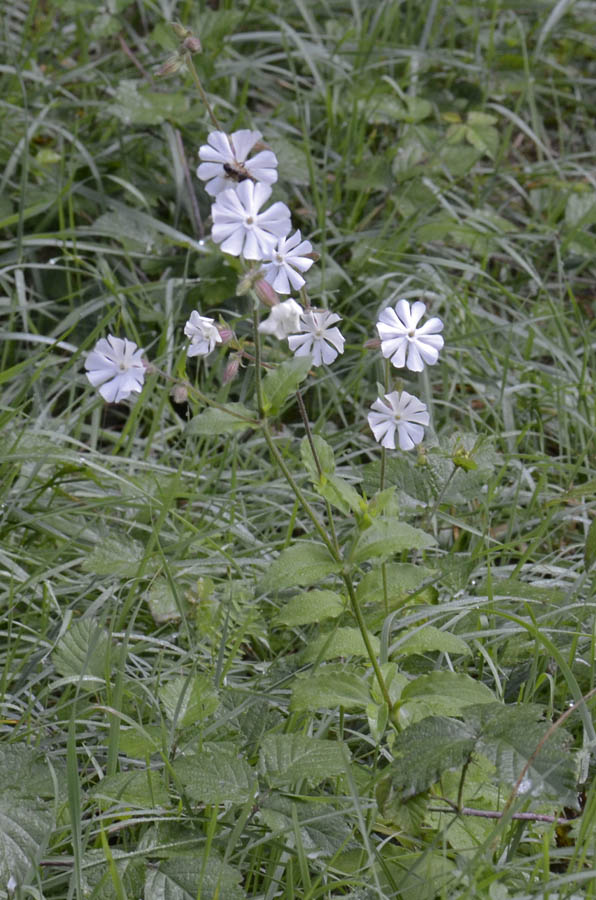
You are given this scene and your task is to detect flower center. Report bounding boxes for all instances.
[408,328,416,338]
[245,216,254,226]
[274,252,284,264]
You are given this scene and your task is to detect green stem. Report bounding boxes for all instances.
[185,52,223,131]
[342,574,393,714]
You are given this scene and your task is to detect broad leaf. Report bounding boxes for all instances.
[159,675,219,728]
[81,535,144,576]
[274,589,344,626]
[356,562,437,607]
[92,770,168,808]
[300,434,335,481]
[319,473,363,516]
[260,795,352,856]
[303,626,380,662]
[259,734,347,787]
[0,794,54,888]
[75,849,144,900]
[260,542,340,592]
[0,745,59,799]
[145,854,244,900]
[398,672,495,725]
[173,747,255,804]
[262,356,311,415]
[53,618,110,680]
[397,625,471,657]
[388,717,476,799]
[351,518,435,564]
[291,668,370,711]
[187,403,257,436]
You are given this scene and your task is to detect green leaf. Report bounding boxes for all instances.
[260,795,352,856]
[0,745,59,799]
[290,667,371,711]
[303,626,380,662]
[145,854,244,900]
[351,517,436,564]
[259,734,347,787]
[187,403,257,436]
[319,474,364,516]
[262,356,312,415]
[467,703,578,806]
[92,770,168,808]
[81,535,144,576]
[585,517,596,570]
[388,716,476,799]
[110,79,192,126]
[172,746,255,804]
[0,794,55,888]
[260,542,340,592]
[397,625,471,657]
[158,675,219,728]
[274,589,344,626]
[356,562,437,608]
[74,848,145,900]
[300,434,335,481]
[398,672,495,725]
[53,619,110,681]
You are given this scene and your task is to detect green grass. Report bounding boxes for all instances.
[1,1,596,898]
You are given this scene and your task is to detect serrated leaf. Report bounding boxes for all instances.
[259,734,347,787]
[74,848,145,900]
[274,589,344,626]
[300,434,335,481]
[262,356,311,415]
[0,794,55,888]
[187,403,257,436]
[397,625,471,657]
[145,854,244,900]
[119,725,162,759]
[351,518,435,564]
[81,535,143,576]
[388,717,476,799]
[159,675,219,728]
[92,770,168,808]
[260,795,352,856]
[585,517,596,570]
[0,745,57,799]
[291,668,370,711]
[303,626,380,662]
[147,579,187,623]
[260,542,340,592]
[467,703,578,806]
[173,747,255,804]
[399,672,495,725]
[53,619,110,680]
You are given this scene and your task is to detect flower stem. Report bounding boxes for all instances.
[185,52,223,132]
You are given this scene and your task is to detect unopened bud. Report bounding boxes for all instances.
[171,21,192,39]
[171,383,188,404]
[217,327,234,344]
[364,337,381,350]
[254,278,279,308]
[237,268,263,295]
[222,355,241,385]
[182,35,202,53]
[156,52,184,78]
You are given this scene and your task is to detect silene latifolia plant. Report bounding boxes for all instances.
[81,23,584,842]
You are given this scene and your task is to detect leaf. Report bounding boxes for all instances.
[260,542,340,592]
[110,79,192,126]
[467,703,578,806]
[397,625,471,657]
[74,848,145,900]
[147,579,187,623]
[145,854,244,900]
[274,589,345,626]
[0,745,59,799]
[260,795,352,856]
[53,618,110,680]
[290,667,370,711]
[303,626,380,663]
[585,517,596,570]
[0,794,54,888]
[319,474,363,516]
[92,770,168,808]
[262,356,311,415]
[259,734,347,787]
[398,672,495,725]
[300,434,335,481]
[351,518,436,564]
[187,403,257,436]
[388,717,476,799]
[356,562,437,608]
[81,535,144,576]
[158,675,219,728]
[172,746,255,804]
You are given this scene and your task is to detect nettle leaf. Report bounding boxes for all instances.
[53,618,111,681]
[467,703,578,806]
[187,403,257,436]
[0,794,55,888]
[145,854,244,900]
[81,534,144,576]
[147,579,188,624]
[92,770,168,808]
[260,795,352,856]
[300,434,335,481]
[388,717,476,800]
[259,734,347,787]
[159,675,219,728]
[274,589,344,626]
[398,672,495,725]
[351,517,435,564]
[173,746,255,804]
[303,626,380,663]
[0,745,58,799]
[260,542,340,591]
[75,848,144,900]
[397,625,471,657]
[291,667,371,711]
[262,356,311,415]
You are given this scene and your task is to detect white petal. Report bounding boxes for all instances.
[228,129,261,162]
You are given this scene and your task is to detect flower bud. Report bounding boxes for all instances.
[182,35,202,53]
[254,278,279,308]
[222,355,241,385]
[236,268,263,296]
[155,52,184,78]
[171,383,189,404]
[364,337,381,350]
[217,327,235,344]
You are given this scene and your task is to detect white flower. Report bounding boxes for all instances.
[376,300,444,372]
[184,311,222,357]
[211,181,291,260]
[262,230,315,294]
[258,299,303,340]
[288,310,345,367]
[368,390,429,451]
[84,335,146,403]
[197,129,278,197]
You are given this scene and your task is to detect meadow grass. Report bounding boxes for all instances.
[1,1,596,898]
